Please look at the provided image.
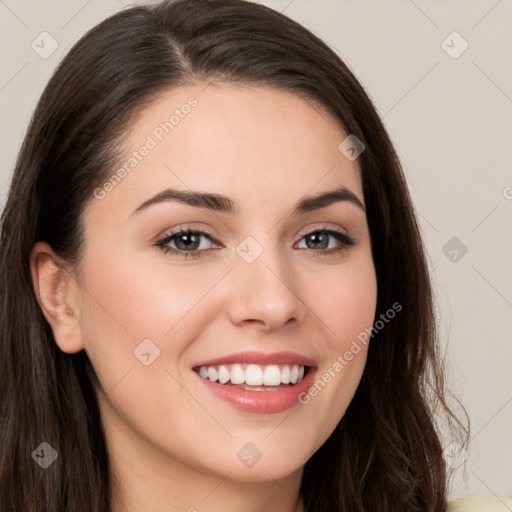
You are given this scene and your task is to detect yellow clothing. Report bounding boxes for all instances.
[448,497,512,511]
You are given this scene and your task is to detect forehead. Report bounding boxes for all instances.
[89,82,363,220]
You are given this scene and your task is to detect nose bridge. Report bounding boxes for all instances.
[227,232,304,329]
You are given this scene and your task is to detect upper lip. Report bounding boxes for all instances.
[193,350,317,368]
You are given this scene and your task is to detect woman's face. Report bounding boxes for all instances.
[70,83,377,485]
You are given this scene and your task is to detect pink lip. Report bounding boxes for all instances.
[193,350,316,368]
[192,351,317,414]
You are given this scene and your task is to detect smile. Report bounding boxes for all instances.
[192,351,317,413]
[194,363,308,390]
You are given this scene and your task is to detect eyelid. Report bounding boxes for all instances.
[296,224,350,239]
[156,224,220,244]
[155,223,355,258]
[157,223,351,245]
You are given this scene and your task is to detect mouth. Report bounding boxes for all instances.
[193,363,310,391]
[192,351,317,414]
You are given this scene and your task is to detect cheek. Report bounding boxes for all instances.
[313,251,377,351]
[300,251,377,429]
[80,248,211,337]
[77,246,223,376]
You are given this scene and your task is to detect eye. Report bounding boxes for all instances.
[295,227,355,256]
[155,226,355,260]
[156,227,219,259]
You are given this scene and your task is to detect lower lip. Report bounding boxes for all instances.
[194,369,317,414]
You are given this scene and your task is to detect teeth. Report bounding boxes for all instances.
[197,363,307,386]
[218,365,230,384]
[230,364,245,384]
[290,365,299,384]
[263,365,281,386]
[207,367,219,382]
[245,364,263,386]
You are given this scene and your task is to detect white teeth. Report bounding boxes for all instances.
[245,364,263,386]
[218,365,230,384]
[290,365,299,384]
[281,365,291,384]
[263,365,281,386]
[230,364,245,384]
[196,363,307,386]
[207,366,219,382]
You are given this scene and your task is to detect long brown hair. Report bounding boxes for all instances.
[0,1,469,510]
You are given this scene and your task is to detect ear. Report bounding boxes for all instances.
[29,241,84,354]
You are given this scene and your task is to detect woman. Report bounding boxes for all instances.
[0,0,469,510]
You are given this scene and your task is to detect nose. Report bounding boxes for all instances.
[226,240,306,332]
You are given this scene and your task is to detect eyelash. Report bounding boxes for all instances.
[155,225,355,260]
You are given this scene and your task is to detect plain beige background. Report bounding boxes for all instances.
[1,0,511,502]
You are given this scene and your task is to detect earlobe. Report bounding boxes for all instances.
[29,241,84,354]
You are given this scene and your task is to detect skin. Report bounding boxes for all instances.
[30,83,377,512]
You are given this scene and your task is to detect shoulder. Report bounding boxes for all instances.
[448,497,512,511]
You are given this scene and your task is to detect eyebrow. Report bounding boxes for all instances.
[131,185,365,217]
